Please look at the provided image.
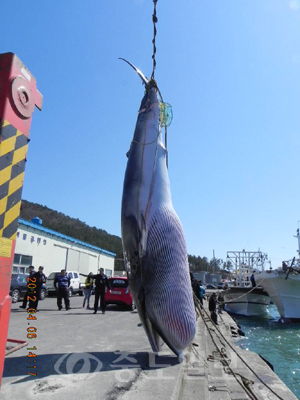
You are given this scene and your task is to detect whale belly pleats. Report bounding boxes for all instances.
[143,204,196,353]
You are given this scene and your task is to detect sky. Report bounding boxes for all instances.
[1,0,300,268]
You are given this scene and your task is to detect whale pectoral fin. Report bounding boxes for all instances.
[143,311,184,358]
[144,312,164,354]
[139,214,148,258]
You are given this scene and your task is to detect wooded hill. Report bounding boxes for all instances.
[20,200,229,273]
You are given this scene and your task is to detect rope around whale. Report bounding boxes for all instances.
[151,0,168,167]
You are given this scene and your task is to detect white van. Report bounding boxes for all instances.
[47,271,84,297]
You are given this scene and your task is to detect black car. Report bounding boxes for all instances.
[10,274,48,303]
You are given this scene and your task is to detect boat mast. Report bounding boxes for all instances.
[293,226,300,260]
[227,250,268,287]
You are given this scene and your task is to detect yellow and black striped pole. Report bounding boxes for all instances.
[0,53,42,386]
[0,120,28,240]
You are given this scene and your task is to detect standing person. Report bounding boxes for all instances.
[190,272,200,300]
[38,266,47,284]
[83,272,94,309]
[19,265,35,309]
[199,281,206,307]
[250,273,256,288]
[217,291,224,313]
[80,268,110,314]
[209,293,218,325]
[54,270,71,311]
[29,266,46,311]
[282,261,288,272]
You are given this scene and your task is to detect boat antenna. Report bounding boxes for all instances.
[295,224,300,258]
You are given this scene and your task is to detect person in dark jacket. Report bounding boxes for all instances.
[80,268,110,314]
[250,273,256,288]
[209,292,218,325]
[19,265,35,309]
[38,266,47,284]
[190,272,200,300]
[54,269,71,311]
[29,266,47,311]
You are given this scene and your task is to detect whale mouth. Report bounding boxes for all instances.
[119,58,149,86]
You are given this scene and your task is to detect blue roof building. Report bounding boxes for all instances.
[14,217,116,278]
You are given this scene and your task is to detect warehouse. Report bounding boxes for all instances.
[13,217,116,279]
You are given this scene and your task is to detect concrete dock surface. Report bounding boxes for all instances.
[1,295,297,400]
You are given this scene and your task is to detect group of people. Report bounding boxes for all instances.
[80,268,110,314]
[190,272,222,325]
[19,265,47,311]
[48,267,110,313]
[190,273,206,306]
[20,266,223,325]
[19,266,110,313]
[52,268,110,313]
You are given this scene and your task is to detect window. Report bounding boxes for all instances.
[110,279,128,288]
[13,254,33,274]
[68,273,73,279]
[13,254,21,264]
[22,255,33,267]
[74,273,78,279]
[48,273,58,280]
[18,275,27,284]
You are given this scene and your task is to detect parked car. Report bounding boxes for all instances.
[205,284,216,290]
[105,276,135,310]
[47,271,84,297]
[217,282,228,289]
[10,274,48,303]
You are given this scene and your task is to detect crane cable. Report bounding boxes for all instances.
[151,0,158,81]
[150,0,170,168]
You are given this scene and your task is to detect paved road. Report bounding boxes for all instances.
[2,295,181,400]
[2,295,297,400]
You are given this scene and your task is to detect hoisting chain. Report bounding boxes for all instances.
[150,0,169,169]
[151,0,158,81]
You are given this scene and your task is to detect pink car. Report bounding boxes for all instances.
[105,276,135,310]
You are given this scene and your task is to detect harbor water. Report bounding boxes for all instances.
[233,305,300,399]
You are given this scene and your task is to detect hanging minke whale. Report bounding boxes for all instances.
[120,58,196,362]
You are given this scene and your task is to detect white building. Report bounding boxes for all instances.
[14,217,115,279]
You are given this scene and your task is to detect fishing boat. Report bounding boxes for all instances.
[255,229,300,322]
[223,250,271,317]
[223,286,270,317]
